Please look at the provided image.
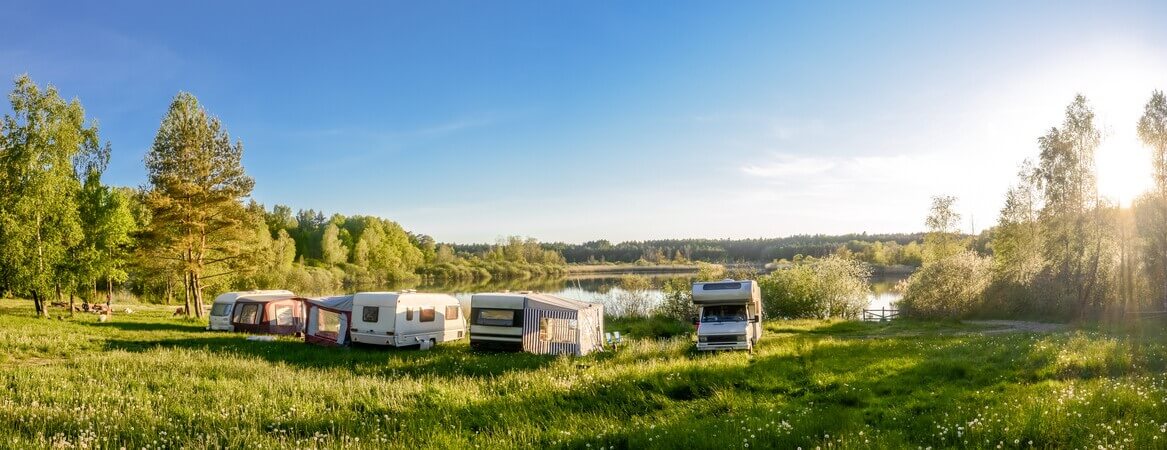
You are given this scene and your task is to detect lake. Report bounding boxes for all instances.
[394,271,907,317]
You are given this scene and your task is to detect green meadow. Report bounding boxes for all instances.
[3,301,1167,449]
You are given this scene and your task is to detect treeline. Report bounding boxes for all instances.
[0,76,565,316]
[900,93,1167,321]
[455,234,925,265]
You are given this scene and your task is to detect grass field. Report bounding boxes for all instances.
[3,301,1167,449]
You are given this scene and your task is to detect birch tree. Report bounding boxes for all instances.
[0,75,96,316]
[1136,90,1167,309]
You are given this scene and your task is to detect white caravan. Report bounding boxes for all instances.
[469,292,605,355]
[349,292,467,347]
[207,289,294,331]
[692,280,762,351]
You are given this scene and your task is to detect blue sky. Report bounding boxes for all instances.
[3,1,1166,243]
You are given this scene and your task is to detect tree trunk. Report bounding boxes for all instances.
[192,271,204,318]
[183,271,191,316]
[69,293,75,318]
[106,278,113,311]
[32,291,44,317]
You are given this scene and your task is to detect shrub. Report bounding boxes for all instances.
[899,250,992,319]
[610,275,653,318]
[758,255,871,319]
[658,278,696,322]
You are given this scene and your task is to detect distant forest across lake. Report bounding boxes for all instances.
[454,233,928,266]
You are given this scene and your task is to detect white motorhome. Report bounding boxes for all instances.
[207,290,294,331]
[692,280,762,351]
[349,292,467,347]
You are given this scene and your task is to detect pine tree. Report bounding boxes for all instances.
[142,92,255,318]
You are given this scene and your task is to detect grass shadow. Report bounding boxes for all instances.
[101,334,557,379]
[83,320,207,333]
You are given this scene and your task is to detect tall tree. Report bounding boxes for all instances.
[1034,95,1110,317]
[75,147,136,307]
[1136,90,1167,308]
[320,223,348,266]
[922,195,964,264]
[0,75,97,316]
[142,92,255,318]
[992,160,1044,284]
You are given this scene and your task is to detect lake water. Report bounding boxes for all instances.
[397,271,906,317]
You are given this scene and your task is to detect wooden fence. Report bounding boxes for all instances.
[862,308,899,322]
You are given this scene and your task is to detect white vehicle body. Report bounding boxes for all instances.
[468,294,526,351]
[692,280,762,351]
[349,292,467,347]
[207,289,294,331]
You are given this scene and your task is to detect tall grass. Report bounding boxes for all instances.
[3,301,1167,448]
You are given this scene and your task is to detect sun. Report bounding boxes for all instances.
[1095,137,1153,207]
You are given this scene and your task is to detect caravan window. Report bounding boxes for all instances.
[274,306,294,326]
[362,306,379,323]
[445,305,460,320]
[474,309,517,327]
[419,307,435,322]
[319,310,341,334]
[235,303,260,325]
[406,308,414,321]
[210,303,231,317]
[539,318,577,344]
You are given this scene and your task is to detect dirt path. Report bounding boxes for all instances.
[965,320,1069,334]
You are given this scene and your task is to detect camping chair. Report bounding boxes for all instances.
[605,332,623,351]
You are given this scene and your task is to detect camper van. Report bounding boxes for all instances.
[349,292,467,347]
[692,280,762,351]
[207,290,294,331]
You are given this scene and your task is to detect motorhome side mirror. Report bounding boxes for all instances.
[690,317,699,325]
[750,316,760,323]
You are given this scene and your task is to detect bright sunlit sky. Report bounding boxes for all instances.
[3,1,1166,243]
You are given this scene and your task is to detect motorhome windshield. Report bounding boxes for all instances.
[210,303,231,316]
[702,305,747,323]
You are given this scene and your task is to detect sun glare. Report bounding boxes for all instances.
[1096,138,1153,207]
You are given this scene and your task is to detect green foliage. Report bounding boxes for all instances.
[491,234,926,265]
[141,92,255,316]
[900,251,993,319]
[922,195,966,264]
[418,236,566,283]
[758,255,871,319]
[657,277,696,322]
[319,223,348,266]
[348,216,424,284]
[991,161,1043,285]
[1137,91,1167,308]
[611,274,653,317]
[74,163,137,301]
[0,75,98,314]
